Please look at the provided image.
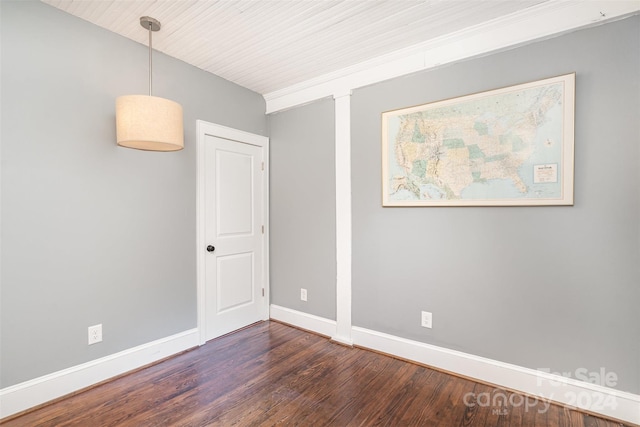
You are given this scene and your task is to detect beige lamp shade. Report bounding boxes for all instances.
[116,95,184,151]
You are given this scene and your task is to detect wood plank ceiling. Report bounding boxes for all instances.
[42,0,548,95]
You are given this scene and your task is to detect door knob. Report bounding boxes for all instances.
[206,245,215,252]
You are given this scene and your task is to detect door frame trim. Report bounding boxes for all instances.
[196,120,270,345]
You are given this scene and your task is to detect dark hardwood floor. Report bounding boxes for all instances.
[1,321,628,426]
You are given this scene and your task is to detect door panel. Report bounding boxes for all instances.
[205,135,264,340]
[217,252,254,312]
[216,150,253,236]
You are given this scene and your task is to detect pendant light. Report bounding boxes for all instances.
[116,17,184,151]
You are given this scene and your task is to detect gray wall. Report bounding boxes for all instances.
[269,98,337,320]
[351,16,639,394]
[0,1,266,387]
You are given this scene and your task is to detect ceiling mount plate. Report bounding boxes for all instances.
[140,16,160,32]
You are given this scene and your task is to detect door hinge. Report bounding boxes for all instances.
[261,162,264,171]
[262,288,265,297]
[262,225,264,234]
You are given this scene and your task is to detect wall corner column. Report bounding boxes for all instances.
[333,90,353,346]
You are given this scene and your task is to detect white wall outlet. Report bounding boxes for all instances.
[88,324,102,345]
[300,288,308,302]
[421,311,432,329]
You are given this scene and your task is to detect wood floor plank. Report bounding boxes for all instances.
[1,321,630,427]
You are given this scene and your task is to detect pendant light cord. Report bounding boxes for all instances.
[148,22,153,96]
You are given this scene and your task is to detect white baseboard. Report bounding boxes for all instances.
[353,326,640,425]
[270,305,640,425]
[0,328,199,419]
[269,304,336,338]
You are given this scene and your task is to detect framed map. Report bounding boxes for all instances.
[382,73,575,206]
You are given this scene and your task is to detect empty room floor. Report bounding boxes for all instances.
[1,321,628,426]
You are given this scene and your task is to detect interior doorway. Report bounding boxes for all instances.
[196,121,269,343]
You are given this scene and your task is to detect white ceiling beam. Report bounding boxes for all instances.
[264,1,640,114]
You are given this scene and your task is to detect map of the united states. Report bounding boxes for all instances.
[384,79,568,205]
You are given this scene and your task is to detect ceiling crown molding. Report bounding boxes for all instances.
[264,1,640,114]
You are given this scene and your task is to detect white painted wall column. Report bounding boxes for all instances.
[333,91,353,346]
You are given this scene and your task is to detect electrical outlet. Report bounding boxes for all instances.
[300,288,308,302]
[421,311,432,329]
[88,324,102,345]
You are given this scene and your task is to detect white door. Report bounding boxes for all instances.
[203,134,265,341]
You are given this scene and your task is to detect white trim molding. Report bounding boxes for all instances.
[268,306,640,425]
[270,305,336,338]
[0,329,198,420]
[333,91,353,346]
[352,326,640,426]
[264,1,640,113]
